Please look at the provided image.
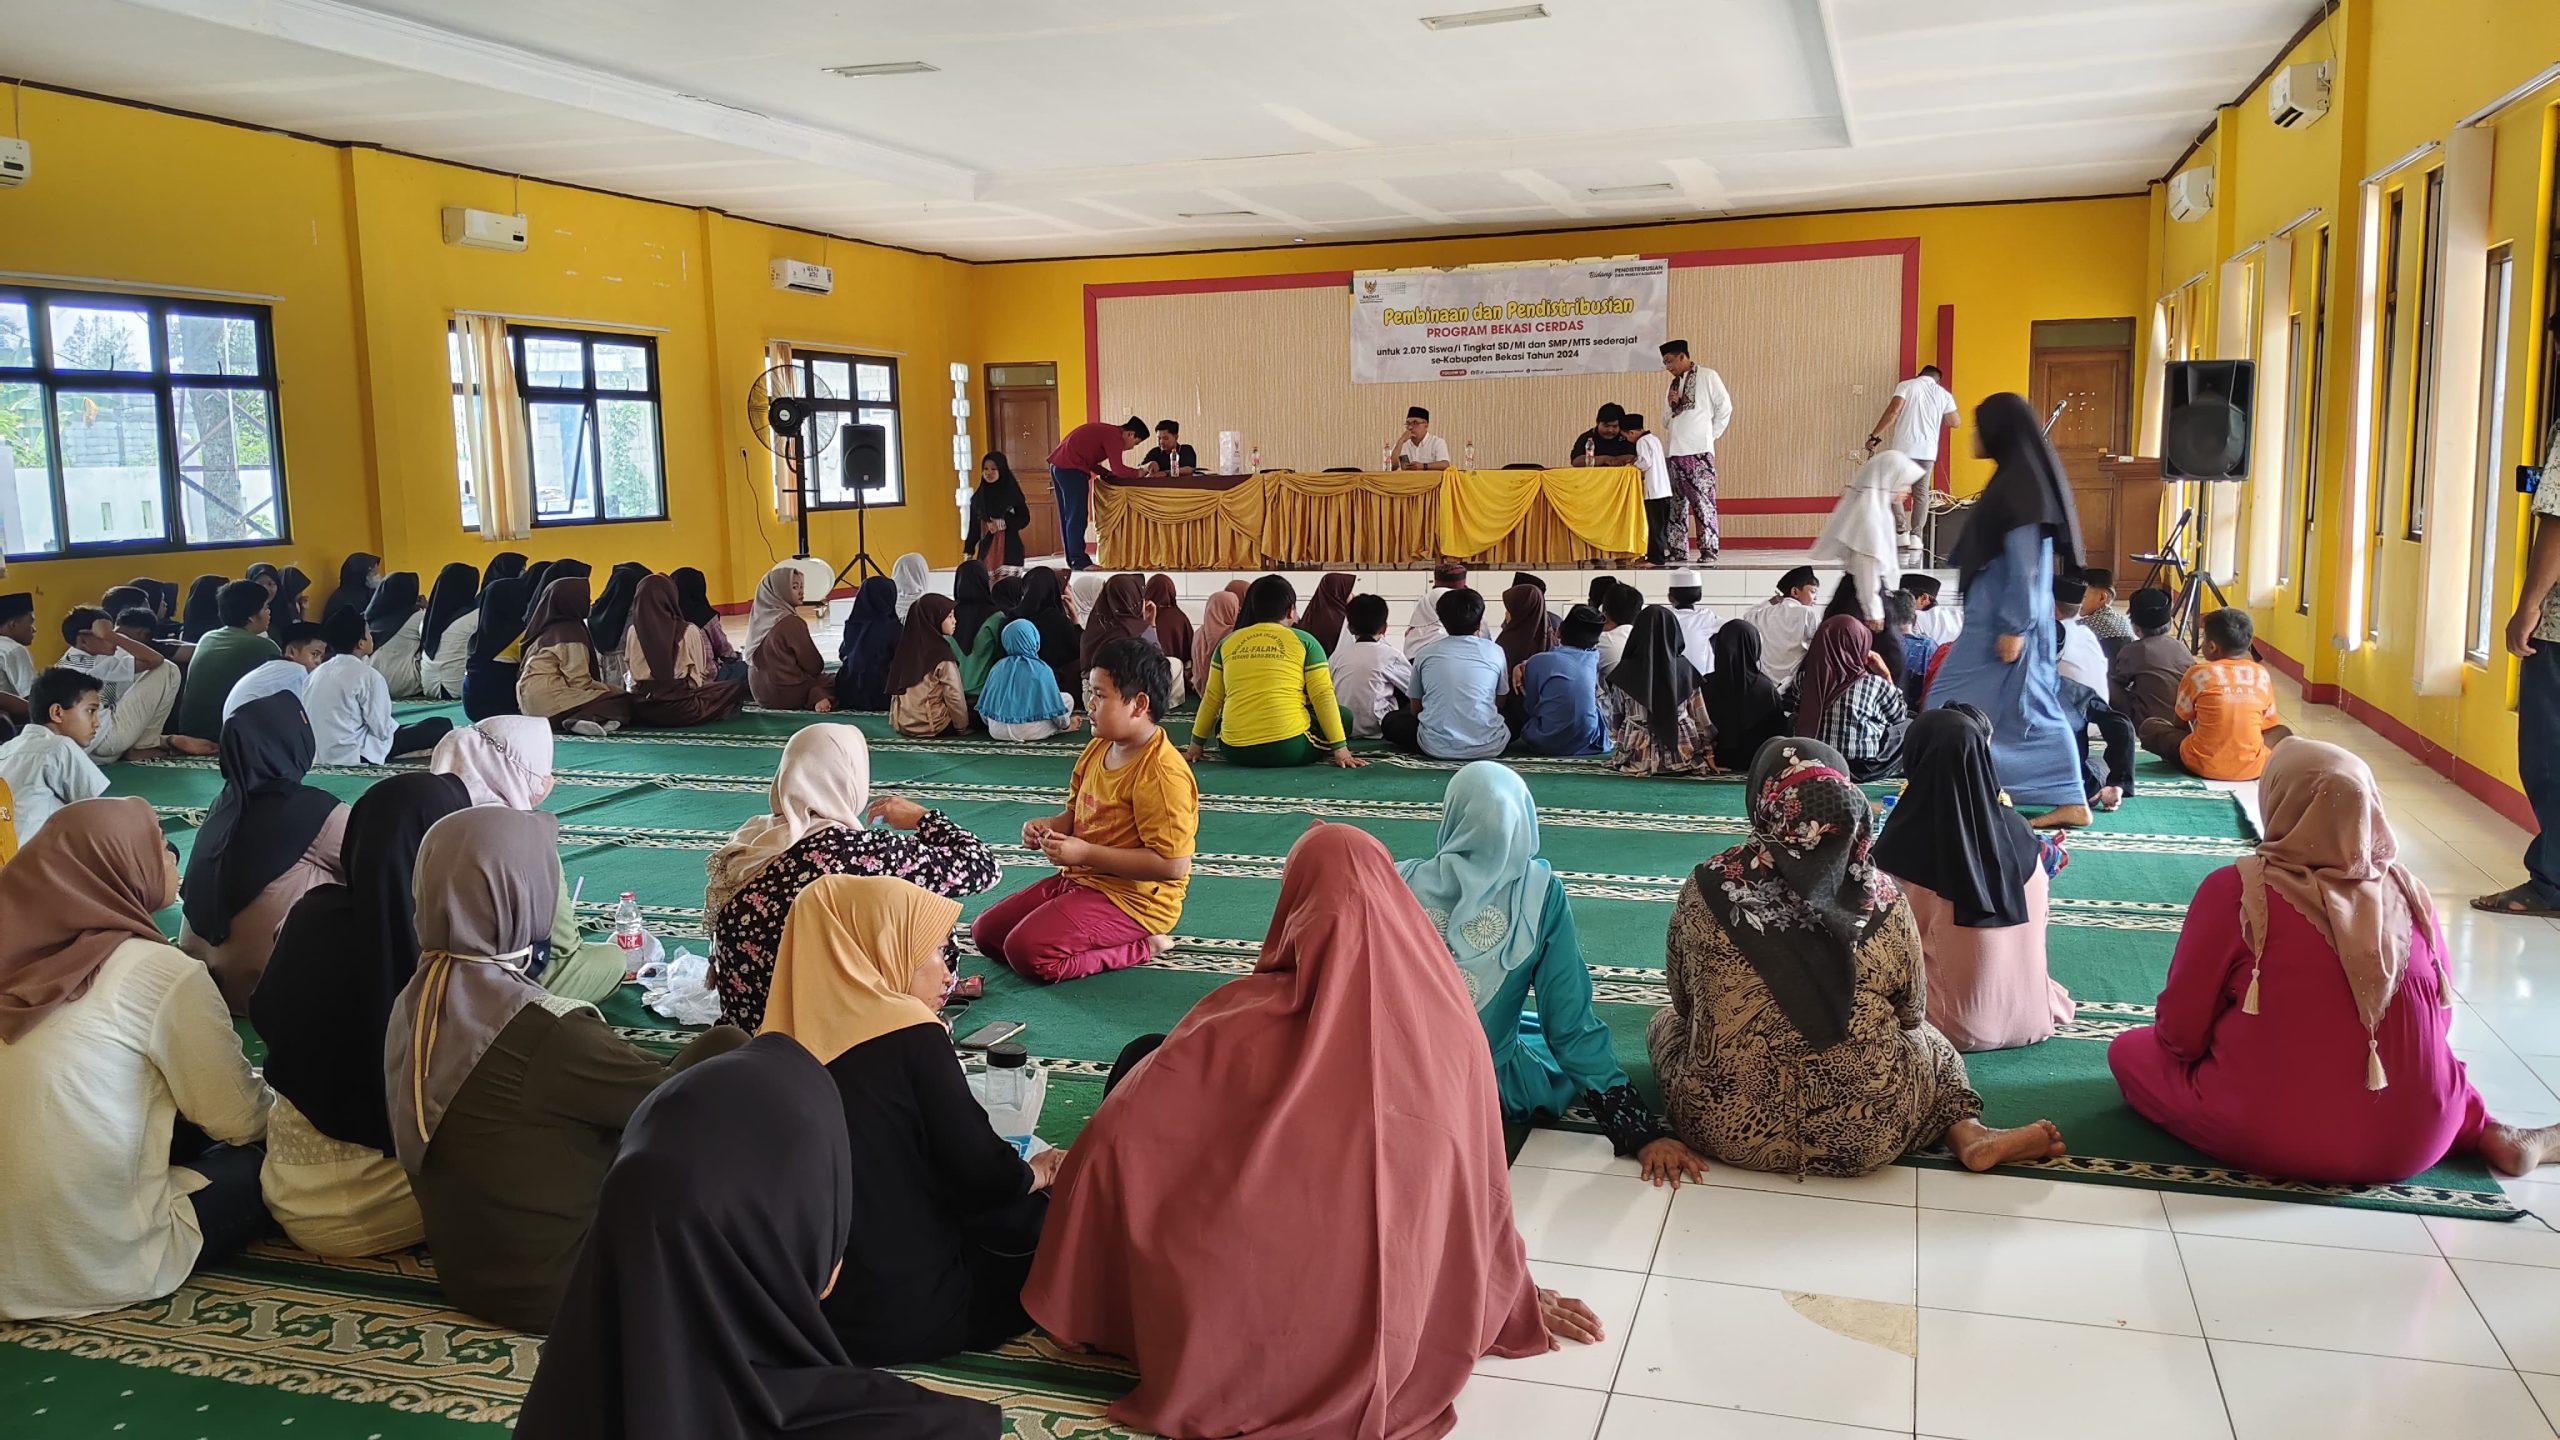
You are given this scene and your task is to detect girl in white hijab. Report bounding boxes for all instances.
[702,725,999,1031]
[426,715,624,1004]
[890,553,931,621]
[744,563,802,655]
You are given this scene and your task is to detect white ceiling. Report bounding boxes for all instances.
[6,0,2313,260]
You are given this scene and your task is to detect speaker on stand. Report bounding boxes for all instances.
[833,422,890,591]
[2133,359,2256,647]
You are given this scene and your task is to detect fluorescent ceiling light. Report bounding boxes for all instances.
[1176,209,1260,219]
[1586,181,1675,197]
[822,61,941,78]
[1420,5,1548,32]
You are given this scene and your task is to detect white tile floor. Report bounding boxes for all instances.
[1457,672,2560,1440]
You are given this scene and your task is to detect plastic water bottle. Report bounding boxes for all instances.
[1464,439,1476,467]
[1249,443,1261,471]
[613,892,645,957]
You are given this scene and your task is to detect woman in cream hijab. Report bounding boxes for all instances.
[426,717,624,1005]
[388,806,745,1332]
[764,875,1056,1369]
[703,726,998,1031]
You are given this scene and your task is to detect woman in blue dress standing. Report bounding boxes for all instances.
[1928,392,2091,828]
[1398,760,1708,1186]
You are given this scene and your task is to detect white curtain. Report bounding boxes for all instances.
[766,340,801,522]
[455,313,533,542]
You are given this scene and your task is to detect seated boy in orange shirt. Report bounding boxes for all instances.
[2138,607,2291,780]
[972,637,1198,983]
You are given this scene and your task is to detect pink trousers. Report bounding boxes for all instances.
[971,874,1154,984]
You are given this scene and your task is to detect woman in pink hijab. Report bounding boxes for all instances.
[2109,739,2560,1183]
[1025,822,1599,1440]
[1190,587,1241,688]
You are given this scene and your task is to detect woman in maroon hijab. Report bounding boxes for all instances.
[1025,823,1601,1440]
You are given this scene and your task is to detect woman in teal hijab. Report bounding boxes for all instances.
[978,619,1079,742]
[1397,761,1705,1184]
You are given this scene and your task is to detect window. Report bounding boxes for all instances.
[0,286,287,558]
[2468,246,2515,664]
[2369,190,2406,638]
[2408,169,2447,538]
[450,325,665,528]
[2280,315,2306,588]
[790,349,903,508]
[2298,225,2331,615]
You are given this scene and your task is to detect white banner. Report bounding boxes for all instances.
[1350,258,1667,384]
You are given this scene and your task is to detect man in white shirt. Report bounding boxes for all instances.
[0,590,36,728]
[2054,573,2110,691]
[1660,340,1734,563]
[1404,560,1469,652]
[54,606,205,760]
[1623,411,1673,566]
[1741,566,1826,688]
[1903,573,1964,646]
[1328,593,1413,740]
[1867,366,1960,539]
[1666,569,1721,676]
[1393,406,1452,471]
[0,666,112,844]
[307,608,452,764]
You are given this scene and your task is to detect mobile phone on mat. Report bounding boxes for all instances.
[954,1019,1025,1050]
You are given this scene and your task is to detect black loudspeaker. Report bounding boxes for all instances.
[841,423,888,499]
[2160,359,2256,481]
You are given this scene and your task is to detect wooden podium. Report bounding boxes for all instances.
[2083,455,2168,583]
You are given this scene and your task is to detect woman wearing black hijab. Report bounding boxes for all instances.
[363,570,421,650]
[1605,605,1714,775]
[464,575,533,720]
[362,570,429,698]
[251,772,472,1256]
[671,566,749,683]
[1871,706,2072,1051]
[1299,572,1356,655]
[177,692,350,1013]
[514,1033,999,1440]
[588,561,650,686]
[482,551,528,588]
[181,575,228,642]
[967,451,1032,570]
[419,562,481,700]
[272,564,314,626]
[325,553,381,625]
[1701,620,1785,772]
[1926,391,2088,827]
[1009,566,1084,699]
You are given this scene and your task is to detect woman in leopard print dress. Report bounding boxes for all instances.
[1645,736,2064,1178]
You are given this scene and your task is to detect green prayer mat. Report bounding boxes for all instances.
[0,703,2515,1437]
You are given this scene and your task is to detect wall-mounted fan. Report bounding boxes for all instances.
[746,364,881,586]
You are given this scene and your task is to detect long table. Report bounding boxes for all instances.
[1092,465,1645,569]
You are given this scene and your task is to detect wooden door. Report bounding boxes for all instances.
[987,382,1060,561]
[2032,344,2133,576]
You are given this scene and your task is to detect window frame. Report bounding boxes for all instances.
[2368,189,2407,639]
[2468,245,2516,666]
[0,283,291,560]
[508,325,668,529]
[789,347,905,511]
[2297,225,2333,616]
[2408,167,2448,540]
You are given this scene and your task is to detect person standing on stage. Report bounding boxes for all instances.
[1660,340,1733,564]
[1622,413,1672,567]
[1926,392,2090,830]
[1393,407,1452,472]
[1570,404,1638,468]
[1866,365,1960,541]
[1810,450,1924,622]
[1142,420,1198,477]
[1047,415,1151,572]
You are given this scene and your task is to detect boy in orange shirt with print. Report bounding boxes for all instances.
[2139,607,2292,780]
[973,637,1199,982]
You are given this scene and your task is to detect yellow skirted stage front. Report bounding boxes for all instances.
[1093,466,1645,570]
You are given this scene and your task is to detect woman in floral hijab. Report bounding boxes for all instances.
[1644,735,2065,1178]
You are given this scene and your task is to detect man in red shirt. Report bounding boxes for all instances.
[1046,415,1151,571]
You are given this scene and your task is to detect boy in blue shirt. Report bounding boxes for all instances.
[1385,588,1510,760]
[1519,604,1610,756]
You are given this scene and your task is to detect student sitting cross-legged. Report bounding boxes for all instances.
[886,595,972,738]
[1183,575,1362,769]
[1328,593,1413,741]
[0,668,113,846]
[1515,603,1610,757]
[977,619,1083,742]
[974,639,1197,983]
[307,606,452,765]
[2139,606,2291,780]
[1385,586,1511,761]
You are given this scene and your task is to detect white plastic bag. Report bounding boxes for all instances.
[635,947,722,1026]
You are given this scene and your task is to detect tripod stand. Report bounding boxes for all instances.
[2130,506,2228,649]
[780,427,883,597]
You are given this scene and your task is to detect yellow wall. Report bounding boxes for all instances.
[4,87,979,622]
[971,197,2151,502]
[2142,0,2560,795]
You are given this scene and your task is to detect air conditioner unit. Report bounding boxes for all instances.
[2167,167,2215,223]
[0,138,28,189]
[441,206,527,252]
[770,258,834,295]
[2268,62,2331,129]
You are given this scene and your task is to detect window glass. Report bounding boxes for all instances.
[520,334,585,390]
[593,341,651,393]
[175,387,281,543]
[165,311,261,376]
[49,301,152,372]
[0,301,32,367]
[56,390,165,545]
[454,327,666,527]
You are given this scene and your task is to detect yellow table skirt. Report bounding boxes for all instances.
[1095,467,1642,569]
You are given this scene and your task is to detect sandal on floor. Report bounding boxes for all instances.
[2472,884,2560,918]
